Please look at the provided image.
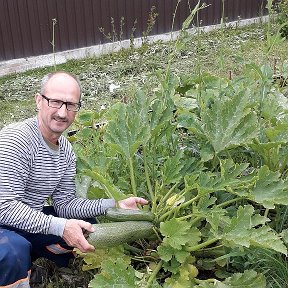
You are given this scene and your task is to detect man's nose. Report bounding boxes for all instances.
[57,103,68,117]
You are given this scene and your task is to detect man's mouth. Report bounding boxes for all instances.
[54,117,68,123]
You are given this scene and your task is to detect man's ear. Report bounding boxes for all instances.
[35,93,42,110]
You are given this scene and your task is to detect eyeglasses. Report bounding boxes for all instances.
[41,94,81,112]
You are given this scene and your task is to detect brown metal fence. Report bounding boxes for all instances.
[0,0,267,62]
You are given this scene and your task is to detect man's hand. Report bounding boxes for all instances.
[118,197,149,210]
[62,219,95,253]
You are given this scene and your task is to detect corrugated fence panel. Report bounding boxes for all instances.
[0,0,268,62]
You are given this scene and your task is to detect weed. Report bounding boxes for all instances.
[99,16,125,44]
[142,6,158,47]
[50,18,57,71]
[245,249,288,288]
[274,0,288,38]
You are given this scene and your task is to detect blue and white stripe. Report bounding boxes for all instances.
[0,117,114,237]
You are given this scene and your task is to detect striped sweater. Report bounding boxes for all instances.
[0,117,115,237]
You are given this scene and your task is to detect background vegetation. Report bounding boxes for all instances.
[0,15,287,129]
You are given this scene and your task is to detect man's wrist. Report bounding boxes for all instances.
[48,216,67,237]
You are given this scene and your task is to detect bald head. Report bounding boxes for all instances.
[40,71,82,98]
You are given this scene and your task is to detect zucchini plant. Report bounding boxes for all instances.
[72,60,288,287]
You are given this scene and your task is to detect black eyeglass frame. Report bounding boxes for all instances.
[41,94,81,112]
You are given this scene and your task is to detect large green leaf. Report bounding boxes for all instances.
[195,270,266,287]
[161,151,184,185]
[217,270,266,287]
[104,94,151,159]
[265,123,288,143]
[89,258,136,288]
[250,165,288,209]
[158,244,190,264]
[160,219,200,249]
[226,209,267,239]
[201,91,259,153]
[178,90,259,154]
[84,169,125,200]
[177,110,206,140]
[185,159,256,198]
[249,226,287,254]
[150,97,174,138]
[205,208,231,236]
[75,175,92,199]
[222,205,287,254]
[78,246,129,271]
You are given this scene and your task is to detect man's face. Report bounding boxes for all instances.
[36,73,81,139]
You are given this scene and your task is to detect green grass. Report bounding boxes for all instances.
[0,98,35,128]
[245,249,288,288]
[1,21,288,129]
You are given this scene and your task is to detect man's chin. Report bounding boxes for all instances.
[51,122,69,134]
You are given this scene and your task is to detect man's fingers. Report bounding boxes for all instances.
[77,233,95,253]
[79,220,95,233]
[78,241,95,253]
[63,219,96,253]
[135,197,149,205]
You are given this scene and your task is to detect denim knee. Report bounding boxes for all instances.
[0,228,32,285]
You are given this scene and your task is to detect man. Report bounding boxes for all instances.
[0,72,148,287]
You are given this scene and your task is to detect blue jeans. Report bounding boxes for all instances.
[0,206,96,287]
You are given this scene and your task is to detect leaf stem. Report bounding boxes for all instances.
[160,183,180,206]
[176,213,194,221]
[143,147,154,206]
[190,216,203,226]
[152,227,162,242]
[123,243,143,254]
[264,208,269,218]
[159,195,200,222]
[216,197,243,208]
[178,195,200,210]
[145,260,163,288]
[128,157,137,196]
[194,278,217,284]
[280,155,288,175]
[186,237,218,252]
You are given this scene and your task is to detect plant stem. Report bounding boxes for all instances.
[186,237,218,252]
[264,208,269,218]
[51,18,57,71]
[157,183,180,211]
[131,256,156,263]
[143,147,154,207]
[145,260,163,288]
[152,226,162,242]
[159,195,200,222]
[216,197,243,208]
[176,213,195,221]
[194,278,217,284]
[86,169,123,199]
[280,155,288,175]
[123,243,143,254]
[178,195,200,210]
[128,157,137,196]
[190,216,203,226]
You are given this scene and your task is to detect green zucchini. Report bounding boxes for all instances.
[105,208,154,222]
[87,221,154,248]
